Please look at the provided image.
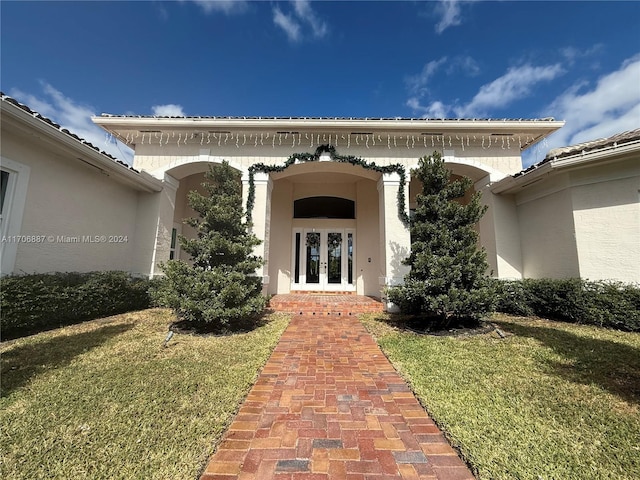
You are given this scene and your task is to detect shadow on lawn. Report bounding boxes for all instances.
[1,323,133,398]
[495,320,640,405]
[170,311,272,336]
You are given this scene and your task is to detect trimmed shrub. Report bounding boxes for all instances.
[1,271,152,339]
[490,278,534,317]
[491,278,640,332]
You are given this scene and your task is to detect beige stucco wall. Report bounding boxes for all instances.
[268,179,294,294]
[173,172,208,261]
[133,142,521,178]
[479,188,523,278]
[2,132,141,274]
[517,183,580,278]
[515,156,640,282]
[570,160,640,283]
[356,179,382,297]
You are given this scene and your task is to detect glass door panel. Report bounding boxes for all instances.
[327,232,342,284]
[305,232,320,284]
[347,233,353,285]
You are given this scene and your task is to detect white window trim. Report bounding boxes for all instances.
[1,157,31,275]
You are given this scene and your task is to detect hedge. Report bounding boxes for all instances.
[1,271,154,340]
[491,278,640,332]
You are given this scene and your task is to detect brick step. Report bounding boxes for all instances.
[268,294,384,316]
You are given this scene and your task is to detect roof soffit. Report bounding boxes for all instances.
[92,116,564,152]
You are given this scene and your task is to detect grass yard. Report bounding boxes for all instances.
[1,308,289,479]
[362,313,640,480]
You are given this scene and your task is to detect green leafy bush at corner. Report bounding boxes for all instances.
[1,271,152,339]
[490,277,535,317]
[491,278,640,331]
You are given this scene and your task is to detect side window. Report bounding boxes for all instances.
[169,223,181,260]
[0,170,10,226]
[1,158,31,275]
[170,228,177,260]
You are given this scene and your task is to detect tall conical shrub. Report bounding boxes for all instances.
[387,152,494,327]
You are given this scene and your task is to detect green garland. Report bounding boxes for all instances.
[246,144,409,226]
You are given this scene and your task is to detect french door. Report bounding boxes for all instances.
[292,228,355,291]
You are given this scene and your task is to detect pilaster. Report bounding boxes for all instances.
[377,172,411,311]
[243,172,273,291]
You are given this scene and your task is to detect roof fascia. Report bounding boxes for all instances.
[492,140,640,194]
[2,102,162,193]
[93,116,564,149]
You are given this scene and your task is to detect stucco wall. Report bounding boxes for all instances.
[2,133,140,274]
[133,141,526,289]
[133,142,522,178]
[269,179,293,294]
[515,156,640,282]
[356,179,382,297]
[517,183,580,278]
[570,161,640,283]
[173,172,208,261]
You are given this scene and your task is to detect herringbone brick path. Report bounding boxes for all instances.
[200,315,475,480]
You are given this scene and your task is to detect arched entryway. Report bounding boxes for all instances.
[165,160,245,264]
[266,162,381,296]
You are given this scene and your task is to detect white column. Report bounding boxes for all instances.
[378,172,411,311]
[242,172,273,292]
[145,173,179,277]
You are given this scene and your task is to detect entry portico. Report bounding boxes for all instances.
[93,116,563,301]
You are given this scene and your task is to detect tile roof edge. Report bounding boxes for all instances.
[96,113,559,122]
[1,92,139,174]
[513,128,640,178]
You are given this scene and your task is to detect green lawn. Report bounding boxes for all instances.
[362,313,640,480]
[1,308,288,479]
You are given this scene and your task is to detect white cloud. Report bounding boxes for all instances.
[455,63,564,117]
[407,61,562,119]
[406,55,479,97]
[407,59,564,118]
[273,1,327,43]
[406,57,448,95]
[447,55,481,76]
[434,0,464,34]
[522,54,640,166]
[8,83,134,165]
[273,7,301,42]
[560,44,603,64]
[292,0,327,38]
[186,0,248,15]
[406,98,449,118]
[152,104,186,117]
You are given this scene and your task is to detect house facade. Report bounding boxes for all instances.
[2,93,638,303]
[90,114,565,299]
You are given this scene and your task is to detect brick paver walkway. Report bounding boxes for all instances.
[201,315,475,480]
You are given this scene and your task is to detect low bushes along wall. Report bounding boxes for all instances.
[1,271,153,340]
[491,278,640,332]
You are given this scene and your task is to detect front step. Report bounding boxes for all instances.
[269,294,384,316]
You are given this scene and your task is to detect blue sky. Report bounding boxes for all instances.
[2,1,639,167]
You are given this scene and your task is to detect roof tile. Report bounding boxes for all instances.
[1,92,139,173]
